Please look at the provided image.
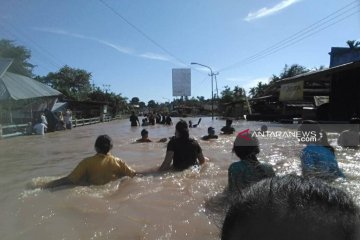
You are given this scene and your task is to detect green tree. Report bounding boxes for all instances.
[38,65,92,100]
[196,96,205,102]
[130,97,140,105]
[220,85,246,103]
[147,100,157,109]
[0,39,35,77]
[220,86,234,103]
[87,86,128,116]
[139,101,146,109]
[249,81,269,97]
[276,64,309,80]
[346,40,360,49]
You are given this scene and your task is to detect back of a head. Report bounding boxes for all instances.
[233,131,260,159]
[226,119,233,126]
[222,175,360,240]
[95,135,113,154]
[141,129,148,137]
[261,125,268,132]
[208,127,215,135]
[297,120,322,144]
[176,120,189,139]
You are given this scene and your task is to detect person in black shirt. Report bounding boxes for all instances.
[159,120,207,171]
[129,111,140,126]
[221,119,235,134]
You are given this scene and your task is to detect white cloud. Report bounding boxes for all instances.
[244,0,301,22]
[139,52,171,61]
[33,27,134,55]
[32,27,176,63]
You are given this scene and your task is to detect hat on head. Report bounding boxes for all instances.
[234,130,259,147]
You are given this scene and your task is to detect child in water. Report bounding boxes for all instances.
[228,131,275,191]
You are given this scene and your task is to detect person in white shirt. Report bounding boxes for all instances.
[64,109,73,129]
[33,121,47,135]
[40,112,48,126]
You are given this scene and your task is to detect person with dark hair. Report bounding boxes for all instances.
[338,117,360,148]
[221,119,235,134]
[135,129,167,143]
[298,122,344,179]
[136,129,152,142]
[44,135,138,188]
[159,120,207,171]
[129,111,140,126]
[201,127,218,140]
[141,118,149,126]
[148,112,155,125]
[56,111,66,130]
[222,175,360,240]
[228,131,275,191]
[165,115,173,125]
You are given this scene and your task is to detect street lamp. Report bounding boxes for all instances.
[191,62,215,120]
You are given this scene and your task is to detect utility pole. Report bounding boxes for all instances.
[191,62,216,120]
[213,72,219,98]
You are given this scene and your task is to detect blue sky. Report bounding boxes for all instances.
[1,0,359,103]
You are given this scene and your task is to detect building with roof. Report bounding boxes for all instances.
[248,47,360,122]
[0,58,62,125]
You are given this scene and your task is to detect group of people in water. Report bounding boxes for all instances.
[31,109,73,135]
[42,116,360,239]
[130,111,173,126]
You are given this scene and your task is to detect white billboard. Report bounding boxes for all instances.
[172,68,191,96]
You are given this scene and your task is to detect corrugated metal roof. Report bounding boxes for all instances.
[0,72,62,101]
[0,58,13,78]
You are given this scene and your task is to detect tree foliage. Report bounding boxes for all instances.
[271,64,309,82]
[88,87,128,115]
[37,65,92,101]
[130,97,140,105]
[346,40,360,49]
[147,100,157,109]
[249,81,269,98]
[220,85,246,103]
[249,64,309,98]
[0,39,35,77]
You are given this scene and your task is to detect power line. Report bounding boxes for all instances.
[0,20,65,71]
[98,0,189,67]
[219,0,360,72]
[241,10,360,67]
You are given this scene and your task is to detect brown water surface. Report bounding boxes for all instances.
[0,117,359,239]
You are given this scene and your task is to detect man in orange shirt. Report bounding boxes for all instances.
[44,135,139,188]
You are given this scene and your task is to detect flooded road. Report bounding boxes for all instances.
[0,117,359,239]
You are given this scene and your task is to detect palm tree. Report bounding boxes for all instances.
[346,40,360,49]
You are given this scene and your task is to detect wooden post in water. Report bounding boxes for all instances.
[0,124,2,139]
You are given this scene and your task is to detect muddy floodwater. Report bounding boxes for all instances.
[0,117,359,239]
